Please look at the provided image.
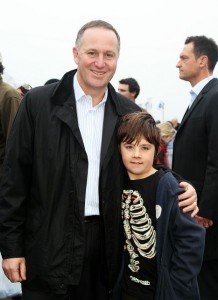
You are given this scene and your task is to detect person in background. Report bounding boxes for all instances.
[0,21,198,300]
[170,117,180,131]
[118,78,140,102]
[173,35,218,300]
[117,111,205,300]
[16,83,32,98]
[154,137,168,168]
[0,53,22,300]
[0,53,22,180]
[157,121,176,169]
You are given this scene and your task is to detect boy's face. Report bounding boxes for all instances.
[120,137,156,180]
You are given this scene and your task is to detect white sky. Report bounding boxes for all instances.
[1,0,218,122]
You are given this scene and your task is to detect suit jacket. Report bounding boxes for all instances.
[172,78,218,260]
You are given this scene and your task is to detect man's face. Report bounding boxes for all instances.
[73,27,119,96]
[176,42,204,86]
[118,83,135,101]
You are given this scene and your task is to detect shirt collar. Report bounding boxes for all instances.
[192,75,214,96]
[73,72,108,105]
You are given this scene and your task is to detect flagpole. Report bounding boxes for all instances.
[158,101,165,122]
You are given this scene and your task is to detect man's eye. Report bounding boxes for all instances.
[106,53,114,59]
[88,51,96,57]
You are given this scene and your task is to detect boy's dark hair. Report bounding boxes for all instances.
[185,35,218,71]
[119,77,140,99]
[117,111,161,156]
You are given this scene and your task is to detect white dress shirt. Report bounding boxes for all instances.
[74,73,107,216]
[189,75,214,108]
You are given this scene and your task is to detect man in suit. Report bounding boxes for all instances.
[0,21,198,300]
[173,35,218,300]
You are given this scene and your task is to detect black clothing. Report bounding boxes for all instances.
[0,69,141,295]
[121,171,163,300]
[173,78,218,299]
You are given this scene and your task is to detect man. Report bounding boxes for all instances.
[0,21,198,300]
[170,117,180,131]
[118,77,140,102]
[16,83,32,98]
[173,35,218,300]
[0,53,22,179]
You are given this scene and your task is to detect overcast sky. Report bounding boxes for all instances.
[1,0,218,121]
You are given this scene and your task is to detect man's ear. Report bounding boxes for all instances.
[199,55,208,67]
[73,47,79,65]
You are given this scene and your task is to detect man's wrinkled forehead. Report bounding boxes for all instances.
[78,27,120,53]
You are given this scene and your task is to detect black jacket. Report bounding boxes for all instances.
[156,172,205,300]
[173,78,218,260]
[0,70,141,294]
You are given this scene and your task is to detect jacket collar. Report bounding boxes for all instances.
[52,69,122,166]
[180,78,218,126]
[50,69,123,116]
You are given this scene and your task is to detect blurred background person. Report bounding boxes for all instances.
[0,53,22,180]
[16,83,32,99]
[170,117,180,131]
[118,77,140,102]
[156,121,176,169]
[0,53,22,300]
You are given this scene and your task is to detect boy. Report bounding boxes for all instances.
[117,112,205,300]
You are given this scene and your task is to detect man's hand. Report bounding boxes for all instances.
[2,257,26,282]
[178,182,198,218]
[195,215,213,228]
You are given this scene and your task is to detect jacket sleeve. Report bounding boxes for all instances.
[1,91,21,140]
[169,202,205,298]
[0,93,35,258]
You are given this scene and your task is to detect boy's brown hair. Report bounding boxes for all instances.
[117,111,161,156]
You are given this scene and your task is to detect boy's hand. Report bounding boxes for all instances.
[178,182,198,217]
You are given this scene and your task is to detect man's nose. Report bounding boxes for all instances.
[94,54,106,67]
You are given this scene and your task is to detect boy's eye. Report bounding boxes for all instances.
[125,145,133,149]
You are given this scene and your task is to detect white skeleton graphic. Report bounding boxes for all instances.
[122,190,156,273]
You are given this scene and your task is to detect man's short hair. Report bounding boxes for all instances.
[119,77,140,99]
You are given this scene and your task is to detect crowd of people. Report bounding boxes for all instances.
[0,20,218,300]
